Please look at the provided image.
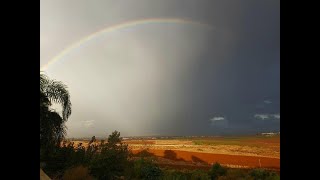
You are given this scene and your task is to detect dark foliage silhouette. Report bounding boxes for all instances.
[40,73,72,176]
[209,162,227,180]
[89,131,131,179]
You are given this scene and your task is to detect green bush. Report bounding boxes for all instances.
[217,169,248,180]
[42,131,132,179]
[162,169,211,180]
[190,169,210,180]
[42,144,75,176]
[89,131,131,180]
[129,157,162,179]
[162,169,191,180]
[141,163,163,179]
[42,141,90,177]
[209,163,227,180]
[249,169,280,180]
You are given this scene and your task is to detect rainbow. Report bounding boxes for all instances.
[40,18,214,71]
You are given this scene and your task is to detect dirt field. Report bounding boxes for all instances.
[125,136,280,159]
[69,135,280,171]
[132,149,279,170]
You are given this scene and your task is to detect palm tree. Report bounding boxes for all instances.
[40,73,71,120]
[40,73,72,150]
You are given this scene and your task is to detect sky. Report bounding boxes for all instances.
[40,0,280,137]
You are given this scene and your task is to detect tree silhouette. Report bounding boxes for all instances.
[40,73,71,120]
[40,73,72,154]
[89,136,96,145]
[89,131,131,179]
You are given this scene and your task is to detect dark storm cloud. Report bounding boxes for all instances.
[150,0,280,135]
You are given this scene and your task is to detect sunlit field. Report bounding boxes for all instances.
[68,135,280,172]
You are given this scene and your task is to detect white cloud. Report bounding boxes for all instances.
[264,100,272,104]
[254,113,280,120]
[83,120,95,128]
[210,117,225,122]
[254,114,269,120]
[209,116,228,128]
[273,114,280,119]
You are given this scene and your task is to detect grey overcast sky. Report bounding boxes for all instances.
[41,0,280,137]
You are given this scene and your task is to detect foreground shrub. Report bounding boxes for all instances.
[190,169,210,180]
[209,163,227,180]
[129,157,162,179]
[89,131,131,180]
[63,166,94,180]
[162,169,192,180]
[162,169,210,180]
[217,169,248,180]
[42,143,76,176]
[249,169,280,180]
[141,163,163,179]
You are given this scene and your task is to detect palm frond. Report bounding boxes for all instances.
[40,73,72,120]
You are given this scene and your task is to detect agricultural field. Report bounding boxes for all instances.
[69,135,280,172]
